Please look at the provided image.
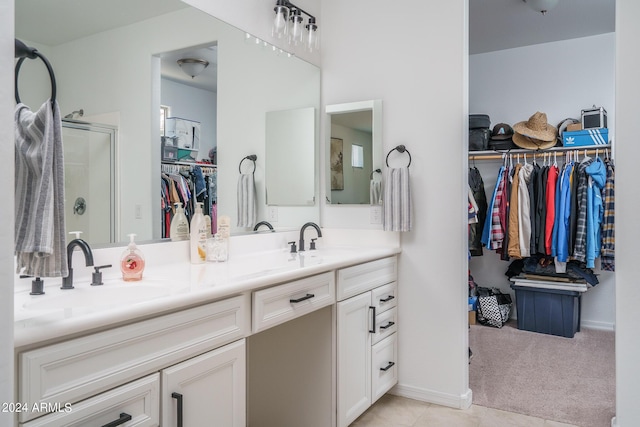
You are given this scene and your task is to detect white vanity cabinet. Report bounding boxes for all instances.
[161,339,246,426]
[336,256,398,427]
[17,295,248,426]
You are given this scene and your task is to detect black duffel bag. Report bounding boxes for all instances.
[470,128,491,151]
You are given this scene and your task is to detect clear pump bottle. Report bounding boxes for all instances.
[120,233,145,281]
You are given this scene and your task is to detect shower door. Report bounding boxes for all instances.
[62,120,117,245]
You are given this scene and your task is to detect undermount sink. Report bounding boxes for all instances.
[22,281,173,311]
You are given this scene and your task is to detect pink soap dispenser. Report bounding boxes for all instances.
[120,233,145,281]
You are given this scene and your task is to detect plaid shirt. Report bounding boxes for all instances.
[601,160,615,271]
[572,158,593,262]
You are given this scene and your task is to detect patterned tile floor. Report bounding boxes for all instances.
[350,394,578,427]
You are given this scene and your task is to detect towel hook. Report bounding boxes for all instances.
[385,145,412,168]
[15,39,57,106]
[370,168,382,180]
[238,154,257,174]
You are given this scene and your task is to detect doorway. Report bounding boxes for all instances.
[466,0,616,425]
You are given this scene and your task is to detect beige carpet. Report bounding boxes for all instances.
[469,320,615,427]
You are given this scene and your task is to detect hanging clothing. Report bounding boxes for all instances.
[601,159,615,271]
[517,163,534,258]
[469,167,487,256]
[507,163,523,259]
[572,158,594,262]
[585,157,606,268]
[544,164,559,255]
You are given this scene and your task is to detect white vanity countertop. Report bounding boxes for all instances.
[14,239,400,349]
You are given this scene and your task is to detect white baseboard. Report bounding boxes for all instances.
[581,320,615,331]
[390,383,473,410]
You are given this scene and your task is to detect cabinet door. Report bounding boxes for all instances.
[337,292,373,427]
[162,339,246,427]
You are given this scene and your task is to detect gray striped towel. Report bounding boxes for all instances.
[382,167,412,232]
[370,179,382,205]
[15,100,68,277]
[237,173,257,228]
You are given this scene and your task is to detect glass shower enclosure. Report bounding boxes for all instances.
[62,120,117,245]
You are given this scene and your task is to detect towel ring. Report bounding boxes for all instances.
[238,154,257,174]
[15,39,57,106]
[385,145,412,168]
[370,168,382,179]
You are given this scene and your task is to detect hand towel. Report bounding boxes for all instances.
[370,179,382,205]
[237,173,256,228]
[382,167,412,232]
[15,100,68,277]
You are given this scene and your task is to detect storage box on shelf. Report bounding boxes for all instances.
[563,128,609,147]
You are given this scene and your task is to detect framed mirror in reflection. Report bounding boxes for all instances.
[325,100,382,205]
[15,0,320,247]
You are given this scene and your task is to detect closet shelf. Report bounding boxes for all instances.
[161,160,217,168]
[469,143,612,161]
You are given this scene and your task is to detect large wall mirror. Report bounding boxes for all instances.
[15,0,320,246]
[326,100,382,205]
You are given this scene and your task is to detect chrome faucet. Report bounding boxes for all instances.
[299,222,322,252]
[61,239,94,289]
[253,221,275,232]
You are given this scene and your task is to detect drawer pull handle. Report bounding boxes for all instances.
[102,412,132,427]
[172,392,184,427]
[369,306,376,333]
[290,293,315,303]
[380,361,395,372]
[380,321,395,330]
[380,295,395,303]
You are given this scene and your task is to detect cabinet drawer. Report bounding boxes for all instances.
[337,257,397,301]
[23,373,159,427]
[19,295,248,423]
[371,333,398,403]
[371,282,397,314]
[253,272,335,333]
[372,307,397,345]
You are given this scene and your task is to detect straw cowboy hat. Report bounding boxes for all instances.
[512,111,558,150]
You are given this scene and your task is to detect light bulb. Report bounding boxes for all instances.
[306,18,319,53]
[289,9,304,46]
[272,2,289,39]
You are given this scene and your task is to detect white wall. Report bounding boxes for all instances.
[470,33,615,144]
[322,0,470,408]
[0,0,15,422]
[614,1,640,425]
[161,78,217,159]
[468,33,616,330]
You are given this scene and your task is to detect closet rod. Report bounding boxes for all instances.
[469,144,611,161]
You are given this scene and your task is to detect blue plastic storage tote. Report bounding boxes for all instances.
[510,284,581,338]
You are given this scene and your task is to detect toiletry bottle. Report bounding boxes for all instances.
[120,233,145,281]
[190,202,207,264]
[216,215,230,261]
[170,202,190,241]
[204,211,212,238]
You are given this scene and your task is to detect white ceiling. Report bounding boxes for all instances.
[15,0,616,91]
[469,0,615,55]
[15,0,218,92]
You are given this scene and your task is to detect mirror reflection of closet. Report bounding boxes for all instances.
[325,100,382,205]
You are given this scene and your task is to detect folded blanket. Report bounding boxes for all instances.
[382,167,412,232]
[15,100,68,277]
[237,173,256,228]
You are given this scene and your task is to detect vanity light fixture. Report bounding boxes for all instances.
[522,0,559,15]
[177,58,209,78]
[272,0,319,52]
